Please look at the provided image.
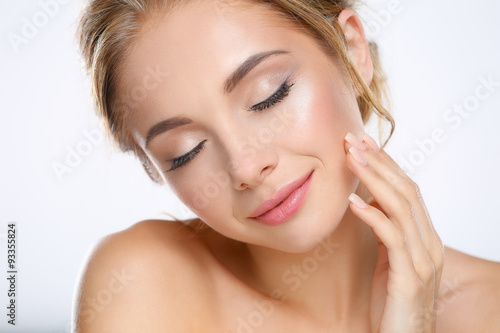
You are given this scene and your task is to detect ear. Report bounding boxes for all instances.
[337,8,373,88]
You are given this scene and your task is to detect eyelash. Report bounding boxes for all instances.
[165,139,207,173]
[165,79,295,173]
[248,79,295,111]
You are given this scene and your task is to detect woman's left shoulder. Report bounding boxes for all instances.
[436,246,500,332]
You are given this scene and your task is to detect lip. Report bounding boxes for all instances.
[249,170,314,226]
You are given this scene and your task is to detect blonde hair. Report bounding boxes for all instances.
[78,0,394,185]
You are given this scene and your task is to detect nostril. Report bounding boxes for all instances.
[262,165,272,173]
[261,164,275,178]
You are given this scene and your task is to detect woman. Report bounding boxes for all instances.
[73,0,500,331]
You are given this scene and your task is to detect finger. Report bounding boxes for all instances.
[348,132,442,259]
[362,133,407,177]
[357,133,444,298]
[347,143,435,283]
[361,138,440,247]
[348,193,418,281]
[362,134,444,281]
[364,134,444,255]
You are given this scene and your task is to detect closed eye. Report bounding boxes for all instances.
[164,139,207,173]
[248,77,295,112]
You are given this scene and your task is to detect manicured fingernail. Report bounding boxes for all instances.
[349,146,368,166]
[349,193,369,209]
[362,133,380,151]
[345,132,367,151]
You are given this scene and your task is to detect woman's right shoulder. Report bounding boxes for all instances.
[72,219,214,332]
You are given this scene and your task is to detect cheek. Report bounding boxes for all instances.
[279,71,364,160]
[168,167,233,227]
[311,84,363,155]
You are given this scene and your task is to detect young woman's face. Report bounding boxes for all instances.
[121,1,366,252]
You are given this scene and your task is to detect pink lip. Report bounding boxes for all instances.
[249,170,314,226]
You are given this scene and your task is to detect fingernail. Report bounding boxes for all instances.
[362,133,380,151]
[349,146,368,166]
[349,193,369,209]
[345,132,367,151]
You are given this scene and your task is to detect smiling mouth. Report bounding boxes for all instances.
[249,170,314,226]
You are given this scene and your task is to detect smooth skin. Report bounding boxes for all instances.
[73,1,500,332]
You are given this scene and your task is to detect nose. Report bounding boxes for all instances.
[227,142,278,190]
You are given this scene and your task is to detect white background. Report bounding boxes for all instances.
[0,0,499,331]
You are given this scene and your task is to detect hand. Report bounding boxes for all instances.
[344,132,445,333]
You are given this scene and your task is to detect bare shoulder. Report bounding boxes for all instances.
[436,246,500,332]
[72,219,215,332]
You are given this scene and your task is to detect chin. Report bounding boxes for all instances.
[282,174,359,253]
[252,194,352,254]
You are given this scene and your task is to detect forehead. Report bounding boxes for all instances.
[121,2,298,74]
[118,0,333,137]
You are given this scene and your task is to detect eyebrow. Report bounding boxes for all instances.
[224,49,290,94]
[145,50,290,148]
[145,117,192,148]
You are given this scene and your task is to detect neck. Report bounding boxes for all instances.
[244,205,378,327]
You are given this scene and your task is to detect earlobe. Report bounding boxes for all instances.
[336,8,374,87]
